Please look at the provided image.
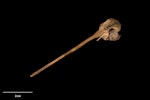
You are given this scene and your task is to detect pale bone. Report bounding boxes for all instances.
[30,18,121,77]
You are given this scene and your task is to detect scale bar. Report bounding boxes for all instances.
[2,91,33,93]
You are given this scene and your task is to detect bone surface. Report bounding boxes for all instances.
[30,18,121,77]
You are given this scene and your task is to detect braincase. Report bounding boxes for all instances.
[99,18,121,32]
[108,19,121,37]
[107,18,121,31]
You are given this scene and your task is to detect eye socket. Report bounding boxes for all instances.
[109,28,115,34]
[108,28,120,41]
